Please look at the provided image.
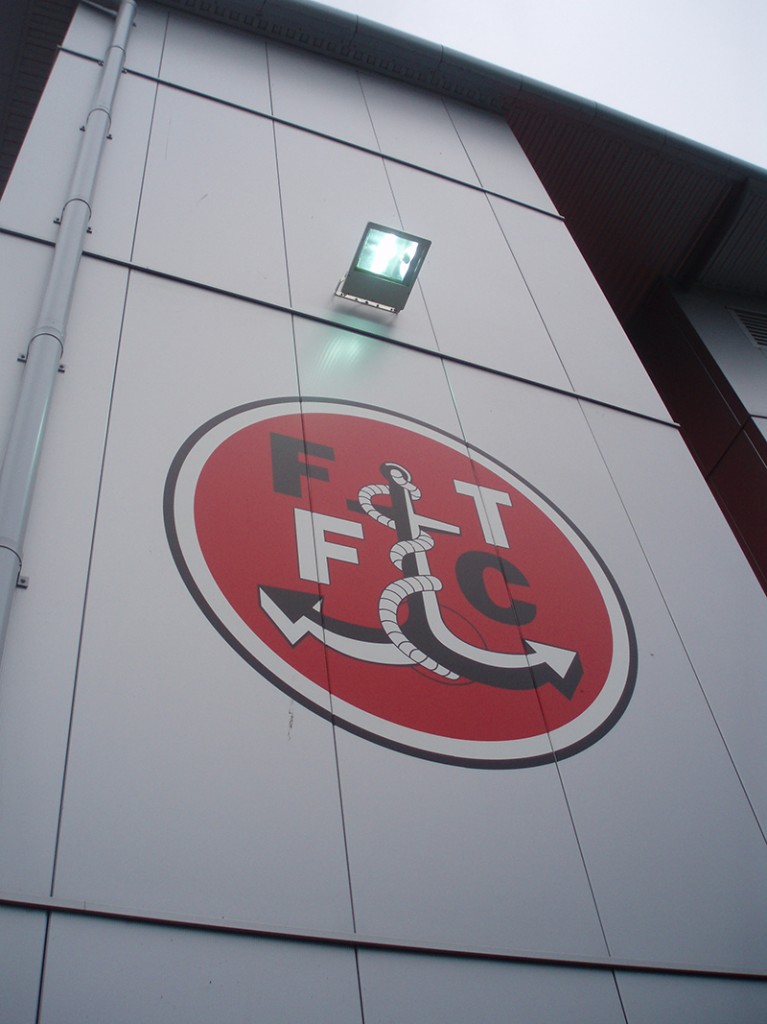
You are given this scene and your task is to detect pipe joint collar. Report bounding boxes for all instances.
[0,541,22,565]
[60,196,93,220]
[28,330,65,359]
[86,105,112,127]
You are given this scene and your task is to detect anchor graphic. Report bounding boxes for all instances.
[259,462,582,698]
[258,585,412,665]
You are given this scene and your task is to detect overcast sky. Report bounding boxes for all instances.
[329,0,767,170]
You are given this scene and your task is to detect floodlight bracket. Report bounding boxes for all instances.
[335,278,398,314]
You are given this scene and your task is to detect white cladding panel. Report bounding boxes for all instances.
[0,53,155,262]
[0,907,46,1024]
[359,73,481,184]
[160,11,271,112]
[38,916,363,1024]
[51,275,355,932]
[0,54,93,242]
[0,241,126,896]
[384,161,573,386]
[446,364,767,970]
[294,320,457,431]
[132,87,288,302]
[582,403,767,831]
[359,951,626,1024]
[268,44,379,150]
[616,972,767,1024]
[445,100,558,213]
[335,730,608,953]
[490,197,670,417]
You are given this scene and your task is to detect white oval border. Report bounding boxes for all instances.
[165,398,637,768]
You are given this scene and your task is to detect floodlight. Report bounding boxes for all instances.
[336,223,431,313]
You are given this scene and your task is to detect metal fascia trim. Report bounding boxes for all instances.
[2,892,765,980]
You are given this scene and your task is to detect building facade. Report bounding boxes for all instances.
[1,1,766,1020]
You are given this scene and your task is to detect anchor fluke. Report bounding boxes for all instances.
[524,640,583,699]
[259,585,411,664]
[260,586,321,636]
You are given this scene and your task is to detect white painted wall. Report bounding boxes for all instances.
[1,3,766,1020]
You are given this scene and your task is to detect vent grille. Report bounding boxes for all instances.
[730,308,767,352]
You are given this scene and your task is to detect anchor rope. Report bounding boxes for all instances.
[358,468,458,679]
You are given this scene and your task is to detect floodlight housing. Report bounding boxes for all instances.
[336,223,431,313]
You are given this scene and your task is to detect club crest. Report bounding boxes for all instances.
[165,398,636,767]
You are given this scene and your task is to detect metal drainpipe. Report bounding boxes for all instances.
[0,0,137,669]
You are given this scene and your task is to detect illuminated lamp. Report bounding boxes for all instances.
[336,223,431,313]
